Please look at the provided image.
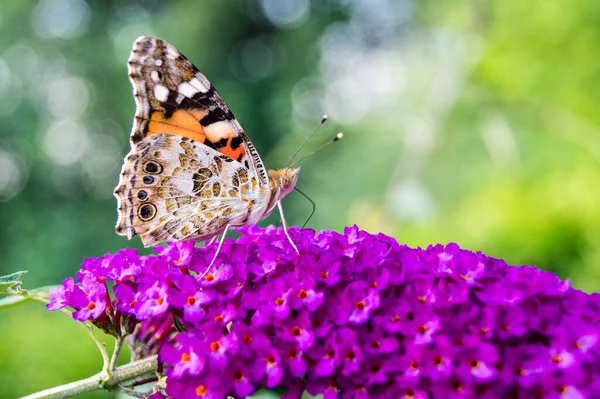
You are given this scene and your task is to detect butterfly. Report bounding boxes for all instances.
[114,36,300,254]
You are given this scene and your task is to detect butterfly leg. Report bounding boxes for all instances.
[277,201,299,254]
[199,224,230,279]
[206,234,219,246]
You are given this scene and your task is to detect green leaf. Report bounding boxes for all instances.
[0,295,29,312]
[28,285,60,301]
[0,271,28,294]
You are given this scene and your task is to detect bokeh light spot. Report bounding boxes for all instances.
[43,119,89,165]
[0,150,28,202]
[32,0,91,39]
[260,0,310,27]
[45,76,89,118]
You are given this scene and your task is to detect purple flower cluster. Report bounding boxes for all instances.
[48,225,600,398]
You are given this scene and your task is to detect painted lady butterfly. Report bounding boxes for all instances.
[114,36,301,253]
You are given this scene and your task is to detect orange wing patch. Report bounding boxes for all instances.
[220,138,245,162]
[147,109,207,143]
[146,110,246,162]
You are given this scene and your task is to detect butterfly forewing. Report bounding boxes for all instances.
[127,36,268,185]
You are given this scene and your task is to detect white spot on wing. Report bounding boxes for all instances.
[190,77,210,93]
[150,70,160,83]
[204,121,233,141]
[155,59,162,66]
[178,81,199,98]
[153,84,169,102]
[166,46,179,60]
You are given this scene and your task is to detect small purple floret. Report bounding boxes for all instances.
[48,225,600,398]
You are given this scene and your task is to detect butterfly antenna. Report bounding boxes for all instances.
[287,115,328,167]
[288,132,344,168]
[294,187,316,229]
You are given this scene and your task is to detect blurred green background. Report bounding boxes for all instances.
[1,0,600,397]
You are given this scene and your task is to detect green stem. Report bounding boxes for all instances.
[84,323,111,379]
[20,355,158,399]
[113,385,150,398]
[110,336,124,371]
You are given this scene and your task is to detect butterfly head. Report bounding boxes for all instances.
[263,168,300,217]
[268,167,300,198]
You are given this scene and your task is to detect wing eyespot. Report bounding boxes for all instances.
[143,176,155,185]
[143,160,163,174]
[138,203,157,221]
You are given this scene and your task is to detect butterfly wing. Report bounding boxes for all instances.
[115,36,274,246]
[127,36,268,186]
[115,134,262,247]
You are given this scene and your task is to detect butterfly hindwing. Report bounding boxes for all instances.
[127,36,268,185]
[115,134,260,246]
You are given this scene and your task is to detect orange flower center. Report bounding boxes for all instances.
[558,385,567,394]
[181,352,190,363]
[210,341,220,351]
[298,289,308,299]
[187,296,196,305]
[195,385,207,396]
[552,355,562,364]
[452,381,463,391]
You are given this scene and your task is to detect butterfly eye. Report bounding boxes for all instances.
[144,161,163,174]
[138,203,157,221]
